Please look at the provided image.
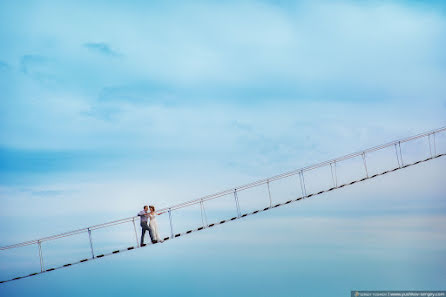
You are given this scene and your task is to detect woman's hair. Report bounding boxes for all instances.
[149,205,155,211]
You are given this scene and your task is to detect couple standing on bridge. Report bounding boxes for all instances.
[137,205,164,245]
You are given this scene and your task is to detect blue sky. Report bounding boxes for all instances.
[0,0,446,296]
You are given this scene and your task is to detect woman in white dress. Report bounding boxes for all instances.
[149,205,164,243]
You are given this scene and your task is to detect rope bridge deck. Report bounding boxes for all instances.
[1,126,445,284]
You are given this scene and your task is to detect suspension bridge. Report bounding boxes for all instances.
[1,126,445,284]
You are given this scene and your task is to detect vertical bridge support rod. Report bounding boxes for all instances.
[234,189,241,218]
[433,132,437,157]
[267,180,272,207]
[299,171,307,197]
[200,199,208,227]
[132,218,139,247]
[330,162,337,188]
[37,240,44,272]
[394,143,401,168]
[88,228,95,259]
[362,152,369,178]
[168,209,174,239]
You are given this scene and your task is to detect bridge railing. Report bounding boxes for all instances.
[0,127,445,280]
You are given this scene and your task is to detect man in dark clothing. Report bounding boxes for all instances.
[137,205,154,245]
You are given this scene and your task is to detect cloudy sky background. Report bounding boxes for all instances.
[0,0,446,296]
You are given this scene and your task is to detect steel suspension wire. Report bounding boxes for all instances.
[0,153,445,284]
[1,127,445,284]
[1,126,445,251]
[148,126,446,212]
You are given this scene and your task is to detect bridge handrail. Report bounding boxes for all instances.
[1,126,444,250]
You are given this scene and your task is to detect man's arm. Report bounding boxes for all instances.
[137,211,149,217]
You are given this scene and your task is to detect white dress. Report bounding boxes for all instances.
[149,212,163,242]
